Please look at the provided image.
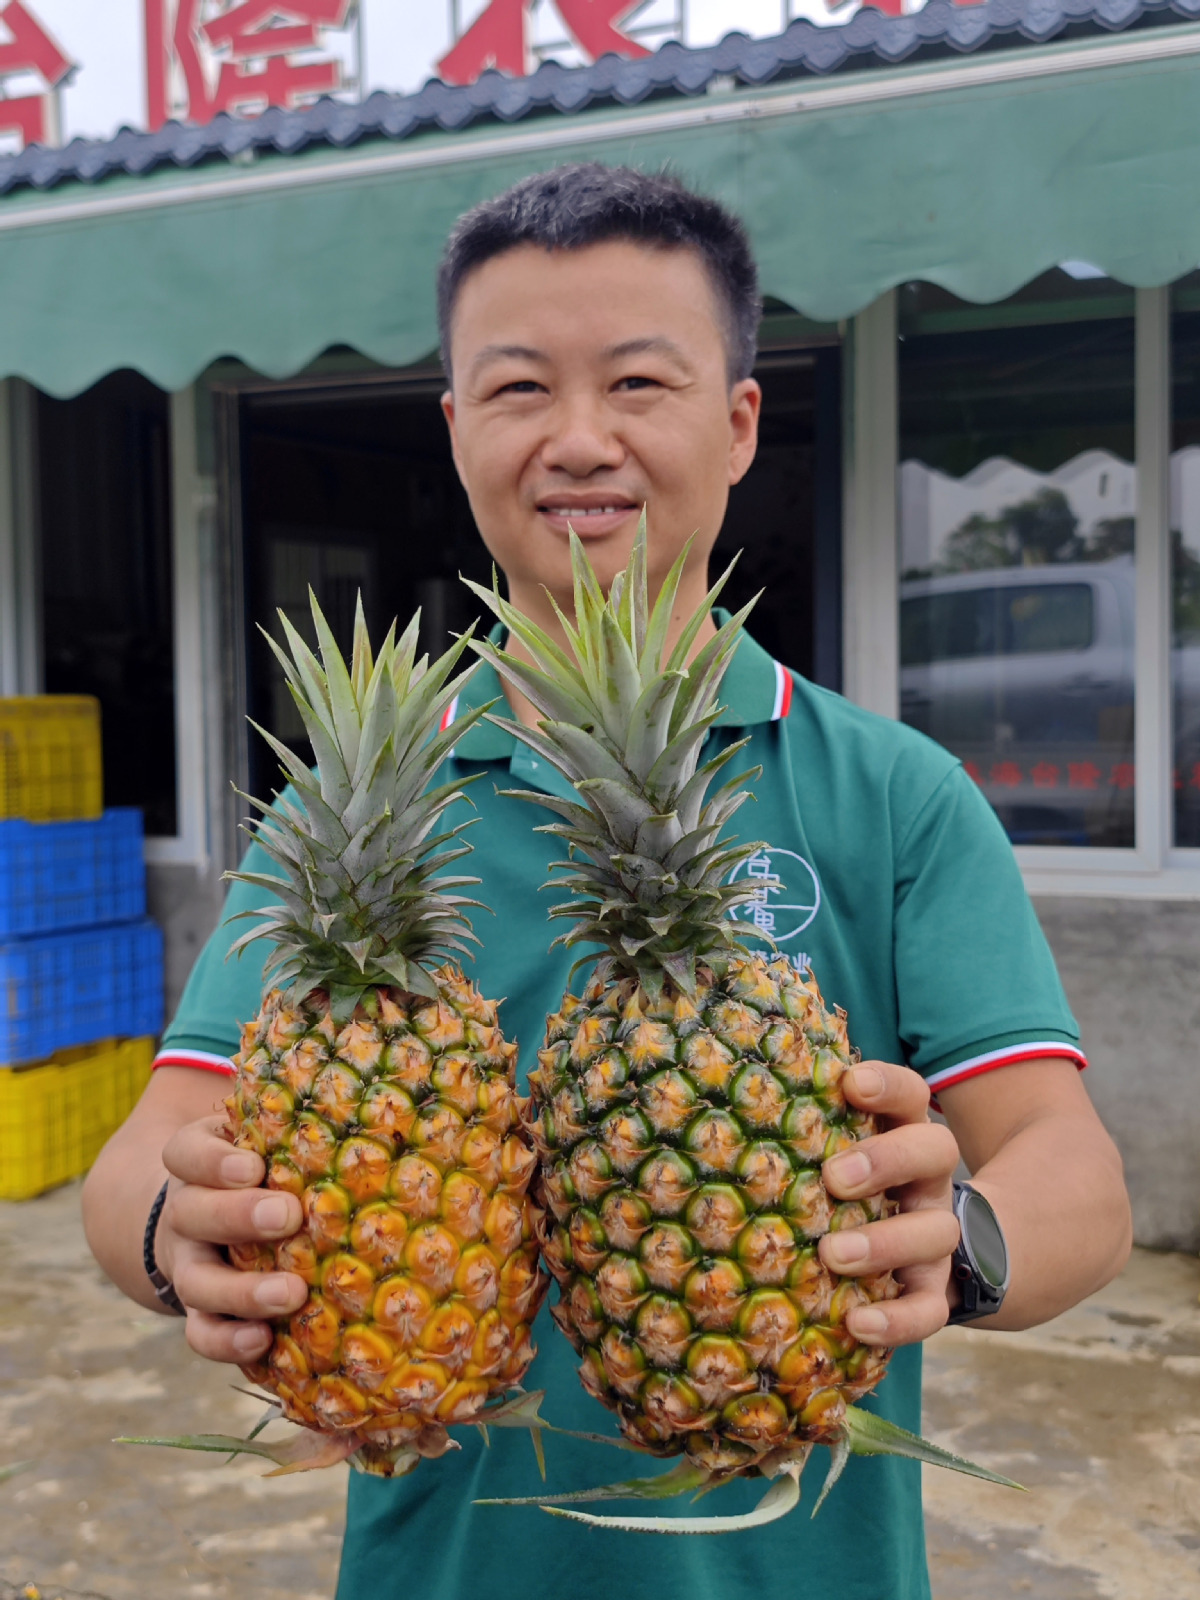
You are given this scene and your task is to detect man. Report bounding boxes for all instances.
[84,164,1131,1598]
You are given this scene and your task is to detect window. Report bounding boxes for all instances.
[897,271,1137,848]
[901,583,1094,667]
[1170,273,1200,847]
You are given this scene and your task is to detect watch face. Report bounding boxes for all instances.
[963,1190,1008,1287]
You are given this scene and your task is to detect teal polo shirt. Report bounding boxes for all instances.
[157,623,1082,1600]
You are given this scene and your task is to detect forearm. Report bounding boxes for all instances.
[954,1097,1132,1331]
[82,1067,231,1311]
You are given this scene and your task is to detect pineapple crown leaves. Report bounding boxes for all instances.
[225,589,495,1016]
[460,514,779,992]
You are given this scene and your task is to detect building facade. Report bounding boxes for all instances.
[2,0,1199,1246]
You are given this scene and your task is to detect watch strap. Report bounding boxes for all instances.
[143,1179,187,1317]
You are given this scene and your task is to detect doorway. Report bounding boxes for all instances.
[237,348,840,793]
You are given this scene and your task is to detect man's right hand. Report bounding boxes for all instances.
[158,1112,308,1364]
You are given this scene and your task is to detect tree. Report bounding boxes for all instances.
[937,487,1083,573]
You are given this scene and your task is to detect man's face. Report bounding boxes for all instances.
[441,239,760,604]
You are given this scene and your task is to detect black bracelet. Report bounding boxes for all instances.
[143,1180,187,1317]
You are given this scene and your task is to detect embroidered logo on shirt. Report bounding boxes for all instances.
[727,846,822,948]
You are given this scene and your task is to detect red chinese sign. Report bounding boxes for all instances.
[439,0,649,85]
[145,1,357,130]
[964,759,1135,793]
[0,1,71,149]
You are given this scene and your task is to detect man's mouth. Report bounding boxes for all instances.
[535,499,640,536]
[542,503,630,517]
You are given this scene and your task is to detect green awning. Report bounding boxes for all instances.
[6,33,1200,397]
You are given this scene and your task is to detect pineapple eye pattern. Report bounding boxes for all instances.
[530,957,897,1476]
[231,978,548,1474]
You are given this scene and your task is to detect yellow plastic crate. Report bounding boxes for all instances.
[0,696,103,821]
[0,1036,154,1200]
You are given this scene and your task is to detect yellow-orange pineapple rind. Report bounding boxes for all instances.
[534,953,896,1479]
[226,963,548,1473]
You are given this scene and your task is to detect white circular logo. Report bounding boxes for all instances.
[727,847,821,945]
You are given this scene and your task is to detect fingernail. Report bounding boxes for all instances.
[256,1278,299,1314]
[851,1309,889,1338]
[233,1325,270,1357]
[850,1067,885,1100]
[826,1231,869,1267]
[253,1195,292,1234]
[826,1151,871,1189]
[221,1152,261,1186]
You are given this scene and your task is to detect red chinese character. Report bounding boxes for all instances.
[1109,762,1136,791]
[438,0,649,87]
[146,1,355,129]
[1068,762,1101,791]
[1030,762,1060,789]
[990,760,1022,789]
[0,1,72,150]
[963,760,983,786]
[1190,763,1200,791]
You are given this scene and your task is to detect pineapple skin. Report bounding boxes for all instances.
[225,964,549,1475]
[531,951,898,1479]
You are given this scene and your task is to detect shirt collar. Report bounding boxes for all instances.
[447,608,788,765]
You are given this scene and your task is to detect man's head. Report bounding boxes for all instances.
[438,164,763,620]
[437,164,761,388]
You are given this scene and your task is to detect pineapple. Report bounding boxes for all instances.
[218,593,548,1477]
[461,524,970,1525]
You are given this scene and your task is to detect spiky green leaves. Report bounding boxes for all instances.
[462,515,774,992]
[227,591,491,1017]
[477,1403,1023,1534]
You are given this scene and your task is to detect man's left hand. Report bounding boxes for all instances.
[818,1061,961,1346]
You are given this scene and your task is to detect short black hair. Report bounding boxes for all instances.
[436,163,761,385]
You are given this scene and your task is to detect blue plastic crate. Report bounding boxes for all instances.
[0,809,145,938]
[0,918,164,1066]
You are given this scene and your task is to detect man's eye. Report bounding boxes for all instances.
[497,380,543,395]
[615,375,659,391]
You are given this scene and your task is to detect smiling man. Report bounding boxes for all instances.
[84,165,1131,1600]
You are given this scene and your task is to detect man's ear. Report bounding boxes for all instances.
[728,377,762,488]
[440,388,467,485]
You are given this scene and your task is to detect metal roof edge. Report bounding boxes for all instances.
[1,0,1198,198]
[1,22,1195,234]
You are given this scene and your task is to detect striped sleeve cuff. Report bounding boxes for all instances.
[153,1047,236,1076]
[925,1040,1087,1095]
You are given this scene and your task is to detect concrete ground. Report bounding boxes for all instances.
[1,1184,1198,1600]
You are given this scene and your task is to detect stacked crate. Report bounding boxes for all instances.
[0,697,164,1198]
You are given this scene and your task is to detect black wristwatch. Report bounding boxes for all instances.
[143,1179,187,1317]
[947,1181,1010,1325]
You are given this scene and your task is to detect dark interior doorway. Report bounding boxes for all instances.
[238,349,840,793]
[39,370,177,836]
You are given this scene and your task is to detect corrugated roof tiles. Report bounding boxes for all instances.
[2,0,1197,196]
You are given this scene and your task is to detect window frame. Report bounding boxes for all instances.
[846,283,1200,897]
[144,385,210,867]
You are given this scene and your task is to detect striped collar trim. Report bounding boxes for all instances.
[445,614,794,760]
[926,1041,1087,1095]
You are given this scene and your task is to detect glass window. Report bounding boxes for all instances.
[38,372,176,836]
[898,270,1137,848]
[1170,273,1200,847]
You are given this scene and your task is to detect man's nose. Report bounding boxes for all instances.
[540,395,624,476]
